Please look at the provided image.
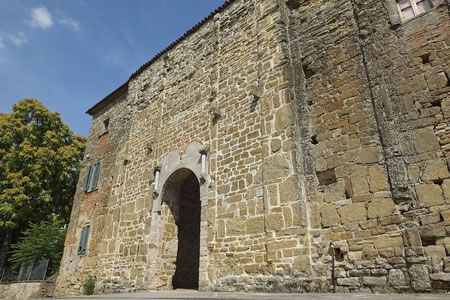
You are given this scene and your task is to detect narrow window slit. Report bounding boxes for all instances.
[420,53,430,64]
[302,64,315,80]
[421,236,437,246]
[431,99,442,107]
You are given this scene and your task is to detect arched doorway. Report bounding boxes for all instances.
[161,168,201,290]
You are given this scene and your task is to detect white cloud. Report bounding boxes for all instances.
[0,37,4,49]
[6,32,28,47]
[27,7,53,29]
[58,16,81,32]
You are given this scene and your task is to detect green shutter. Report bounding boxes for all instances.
[78,227,86,255]
[91,162,101,190]
[84,166,93,192]
[78,226,90,255]
[82,225,90,254]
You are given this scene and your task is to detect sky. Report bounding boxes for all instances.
[0,0,226,137]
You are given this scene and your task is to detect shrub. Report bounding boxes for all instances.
[83,276,96,295]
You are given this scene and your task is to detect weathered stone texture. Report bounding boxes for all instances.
[55,0,450,296]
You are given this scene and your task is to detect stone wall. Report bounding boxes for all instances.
[284,0,450,293]
[0,281,54,300]
[55,0,450,296]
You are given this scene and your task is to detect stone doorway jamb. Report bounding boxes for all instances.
[146,142,209,290]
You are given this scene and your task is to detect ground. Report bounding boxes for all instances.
[33,290,450,300]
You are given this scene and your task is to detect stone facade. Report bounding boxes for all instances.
[55,0,450,295]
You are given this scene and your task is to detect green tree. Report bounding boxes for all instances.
[0,99,86,272]
[9,218,67,275]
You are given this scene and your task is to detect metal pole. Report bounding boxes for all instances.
[42,259,49,281]
[331,242,336,293]
[28,262,33,281]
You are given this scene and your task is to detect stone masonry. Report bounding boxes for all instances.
[55,0,450,295]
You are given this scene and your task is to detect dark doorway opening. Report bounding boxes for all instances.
[162,168,201,290]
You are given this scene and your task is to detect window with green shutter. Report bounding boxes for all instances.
[78,225,90,255]
[84,161,102,192]
[91,162,101,190]
[84,166,93,192]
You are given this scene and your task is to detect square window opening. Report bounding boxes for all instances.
[396,0,433,22]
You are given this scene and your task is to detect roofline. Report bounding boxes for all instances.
[86,82,128,115]
[86,0,237,116]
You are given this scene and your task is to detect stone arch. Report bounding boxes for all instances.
[146,142,210,290]
[160,168,201,289]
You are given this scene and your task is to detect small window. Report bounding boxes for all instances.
[103,118,110,133]
[396,0,433,22]
[84,161,102,192]
[78,225,90,255]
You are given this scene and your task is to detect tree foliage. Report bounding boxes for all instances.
[9,218,67,274]
[0,99,86,230]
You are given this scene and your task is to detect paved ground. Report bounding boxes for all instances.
[33,290,450,300]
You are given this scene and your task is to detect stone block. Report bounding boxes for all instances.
[441,180,450,203]
[339,203,367,223]
[266,213,284,231]
[350,166,369,196]
[426,72,448,90]
[368,167,389,193]
[321,204,341,227]
[416,184,445,207]
[271,139,281,153]
[263,154,290,181]
[274,105,293,131]
[414,127,440,154]
[323,181,346,203]
[409,264,431,291]
[374,237,404,249]
[424,245,446,258]
[441,209,450,221]
[267,239,297,251]
[356,146,380,164]
[389,269,407,287]
[422,160,450,182]
[279,176,298,203]
[337,277,360,287]
[246,217,264,234]
[362,276,387,286]
[226,218,245,236]
[368,198,395,219]
[292,255,311,272]
[404,228,422,247]
[430,273,450,282]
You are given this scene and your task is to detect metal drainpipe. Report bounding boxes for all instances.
[331,242,336,293]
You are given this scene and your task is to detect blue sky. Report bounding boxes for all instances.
[0,0,225,137]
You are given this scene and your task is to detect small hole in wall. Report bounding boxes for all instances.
[307,100,314,106]
[431,99,442,107]
[433,179,443,186]
[333,248,345,262]
[286,0,301,10]
[311,135,318,145]
[421,236,437,246]
[420,53,430,64]
[302,64,315,80]
[316,168,337,185]
[345,188,352,199]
